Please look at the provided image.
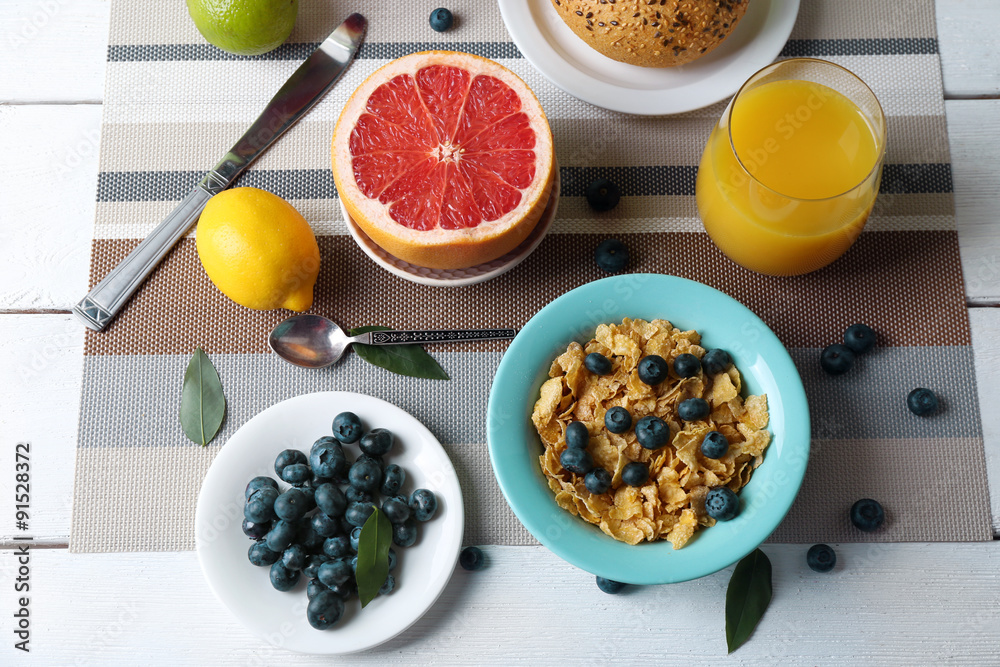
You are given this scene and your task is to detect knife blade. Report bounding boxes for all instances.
[73,13,368,331]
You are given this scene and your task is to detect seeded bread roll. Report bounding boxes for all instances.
[551,0,749,68]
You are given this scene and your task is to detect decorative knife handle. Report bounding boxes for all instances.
[72,184,215,331]
[368,329,518,345]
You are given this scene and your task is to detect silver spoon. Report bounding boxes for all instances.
[268,314,517,368]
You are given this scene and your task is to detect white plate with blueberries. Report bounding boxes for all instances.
[195,391,464,654]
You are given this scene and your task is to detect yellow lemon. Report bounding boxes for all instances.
[196,187,320,311]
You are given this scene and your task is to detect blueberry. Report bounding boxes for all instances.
[585,352,613,375]
[635,415,669,450]
[339,516,355,535]
[311,435,338,456]
[281,544,308,571]
[244,488,279,523]
[850,498,885,532]
[307,590,345,630]
[242,518,270,540]
[269,562,300,592]
[428,7,454,32]
[907,388,939,416]
[296,518,326,552]
[409,489,438,522]
[596,576,627,594]
[264,520,297,552]
[673,353,701,378]
[388,548,398,571]
[345,501,377,528]
[702,349,732,376]
[604,406,632,434]
[382,496,411,525]
[302,554,330,579]
[306,578,328,601]
[312,483,346,519]
[560,447,594,475]
[584,467,612,494]
[678,397,709,422]
[345,487,375,505]
[310,442,348,480]
[379,573,397,595]
[281,463,311,486]
[318,559,353,587]
[459,546,486,571]
[298,484,317,512]
[348,458,382,493]
[393,518,418,547]
[274,488,308,522]
[248,542,281,567]
[565,421,590,449]
[323,536,353,559]
[350,555,359,572]
[274,449,307,478]
[806,544,837,573]
[621,462,649,487]
[380,464,406,496]
[245,476,278,500]
[705,487,739,521]
[820,344,855,376]
[311,511,342,538]
[332,411,364,444]
[700,431,729,459]
[844,323,876,354]
[350,526,363,552]
[594,238,629,273]
[586,178,622,212]
[359,428,394,457]
[637,355,669,385]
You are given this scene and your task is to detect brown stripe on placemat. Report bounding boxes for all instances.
[83,229,971,356]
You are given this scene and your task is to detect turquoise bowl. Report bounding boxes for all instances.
[487,274,810,584]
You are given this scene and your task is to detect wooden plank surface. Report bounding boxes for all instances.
[0,545,998,665]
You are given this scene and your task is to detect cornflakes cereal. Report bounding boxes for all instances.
[531,318,770,549]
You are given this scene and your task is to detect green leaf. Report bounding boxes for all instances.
[356,507,392,607]
[349,325,449,380]
[726,548,773,653]
[179,347,226,446]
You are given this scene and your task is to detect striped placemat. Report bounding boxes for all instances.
[70,0,991,552]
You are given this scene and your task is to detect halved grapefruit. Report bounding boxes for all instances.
[332,51,555,270]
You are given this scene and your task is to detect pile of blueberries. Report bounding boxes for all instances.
[560,347,742,525]
[242,412,438,630]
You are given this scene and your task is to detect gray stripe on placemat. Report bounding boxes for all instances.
[94,163,954,203]
[106,38,940,63]
[78,346,981,451]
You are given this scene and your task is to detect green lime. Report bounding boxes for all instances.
[186,0,298,56]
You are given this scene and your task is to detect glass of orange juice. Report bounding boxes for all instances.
[696,58,886,276]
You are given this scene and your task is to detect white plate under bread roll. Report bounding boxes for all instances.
[550,0,750,68]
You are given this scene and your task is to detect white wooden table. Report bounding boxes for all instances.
[1,1,999,664]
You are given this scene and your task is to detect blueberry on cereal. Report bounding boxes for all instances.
[673,353,701,378]
[700,431,729,459]
[621,462,649,487]
[678,397,709,422]
[702,349,732,375]
[635,415,669,450]
[584,467,612,494]
[604,406,632,434]
[585,352,613,375]
[560,447,594,475]
[705,487,739,521]
[637,354,669,385]
[565,421,589,449]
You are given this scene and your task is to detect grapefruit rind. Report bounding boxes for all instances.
[332,51,555,270]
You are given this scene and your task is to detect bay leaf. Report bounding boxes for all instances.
[356,507,392,607]
[725,548,773,653]
[179,347,226,447]
[349,325,449,380]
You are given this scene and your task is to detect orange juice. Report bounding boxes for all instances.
[697,73,884,276]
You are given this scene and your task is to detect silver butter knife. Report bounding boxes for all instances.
[73,13,368,331]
